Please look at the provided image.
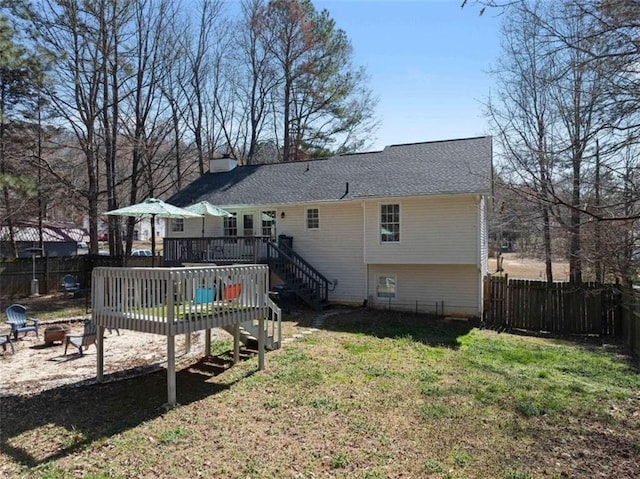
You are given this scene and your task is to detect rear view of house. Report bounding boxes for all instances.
[167,136,493,317]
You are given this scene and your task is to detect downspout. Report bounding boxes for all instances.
[476,195,483,318]
[363,200,368,305]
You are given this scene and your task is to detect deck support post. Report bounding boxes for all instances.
[96,324,104,381]
[258,315,265,371]
[167,334,176,407]
[205,328,211,356]
[233,323,240,364]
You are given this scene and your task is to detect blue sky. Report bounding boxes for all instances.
[314,0,502,150]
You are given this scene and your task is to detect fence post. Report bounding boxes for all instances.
[622,286,639,355]
[44,254,49,294]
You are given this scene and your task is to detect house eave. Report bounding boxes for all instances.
[214,191,491,210]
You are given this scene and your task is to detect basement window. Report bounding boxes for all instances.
[376,275,397,299]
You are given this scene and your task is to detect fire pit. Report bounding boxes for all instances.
[44,324,70,346]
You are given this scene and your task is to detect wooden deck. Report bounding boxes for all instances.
[163,236,270,266]
[91,264,280,406]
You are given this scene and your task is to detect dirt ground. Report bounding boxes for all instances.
[488,252,570,280]
[0,292,318,398]
[0,318,227,398]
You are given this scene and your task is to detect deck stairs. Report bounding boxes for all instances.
[266,241,331,311]
[221,296,282,350]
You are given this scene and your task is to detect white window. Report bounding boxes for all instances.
[171,218,184,232]
[376,275,397,299]
[306,208,319,230]
[380,204,400,242]
[224,213,237,237]
[262,211,276,237]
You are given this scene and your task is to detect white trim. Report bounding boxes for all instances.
[210,191,489,210]
[363,201,369,302]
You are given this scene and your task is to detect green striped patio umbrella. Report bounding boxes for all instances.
[105,198,202,265]
[184,201,232,237]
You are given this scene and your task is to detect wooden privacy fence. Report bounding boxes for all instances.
[621,295,640,356]
[483,275,623,336]
[0,255,157,298]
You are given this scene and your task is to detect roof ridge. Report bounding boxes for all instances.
[337,149,383,157]
[385,135,491,149]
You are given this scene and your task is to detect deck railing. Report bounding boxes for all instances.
[266,241,330,309]
[163,236,270,266]
[92,263,280,407]
[92,264,273,336]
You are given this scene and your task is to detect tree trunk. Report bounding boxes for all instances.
[594,141,602,283]
[569,151,582,283]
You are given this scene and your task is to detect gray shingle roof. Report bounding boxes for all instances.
[169,136,492,207]
[0,220,88,242]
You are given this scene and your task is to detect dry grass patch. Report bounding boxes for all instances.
[1,309,638,478]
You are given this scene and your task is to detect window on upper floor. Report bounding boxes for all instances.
[306,208,319,230]
[376,274,397,299]
[380,204,400,242]
[171,218,184,232]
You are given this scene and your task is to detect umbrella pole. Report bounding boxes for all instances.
[202,217,205,238]
[151,214,156,267]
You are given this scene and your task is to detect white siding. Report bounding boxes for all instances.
[364,195,479,264]
[368,264,481,317]
[276,202,366,304]
[164,194,485,314]
[166,217,225,238]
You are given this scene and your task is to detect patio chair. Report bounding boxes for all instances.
[5,304,39,341]
[64,320,97,356]
[62,274,81,296]
[0,333,14,353]
[223,283,242,303]
[195,286,216,304]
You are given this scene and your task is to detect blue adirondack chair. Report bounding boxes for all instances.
[62,274,81,296]
[5,304,39,341]
[64,320,97,356]
[0,333,14,353]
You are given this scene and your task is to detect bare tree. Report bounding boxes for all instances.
[177,0,224,175]
[119,0,176,253]
[487,0,558,281]
[18,1,109,253]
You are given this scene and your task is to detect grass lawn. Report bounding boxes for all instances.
[1,308,638,478]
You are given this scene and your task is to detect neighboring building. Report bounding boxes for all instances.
[168,136,493,317]
[0,220,89,258]
[86,216,166,242]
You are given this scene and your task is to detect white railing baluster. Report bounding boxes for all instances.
[92,263,278,349]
